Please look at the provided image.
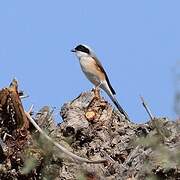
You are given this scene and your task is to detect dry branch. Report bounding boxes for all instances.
[25,111,106,164]
[140,96,154,119]
[0,80,179,179]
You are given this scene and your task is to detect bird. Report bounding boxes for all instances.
[71,44,129,120]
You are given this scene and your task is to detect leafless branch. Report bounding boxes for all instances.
[140,96,154,120]
[20,95,30,99]
[25,110,106,164]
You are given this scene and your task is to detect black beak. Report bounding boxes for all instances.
[71,49,76,52]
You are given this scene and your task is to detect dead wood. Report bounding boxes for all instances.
[0,79,29,133]
[0,80,179,180]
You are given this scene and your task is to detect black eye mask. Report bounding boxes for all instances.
[75,45,90,54]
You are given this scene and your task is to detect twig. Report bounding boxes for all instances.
[140,96,154,120]
[2,132,14,141]
[18,90,29,99]
[27,104,34,116]
[20,95,30,99]
[25,111,106,164]
[28,105,34,114]
[140,96,168,141]
[47,107,56,124]
[123,145,140,166]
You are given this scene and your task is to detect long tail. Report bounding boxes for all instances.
[110,95,129,120]
[101,81,130,120]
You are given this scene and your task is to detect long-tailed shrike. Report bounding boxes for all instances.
[71,44,129,120]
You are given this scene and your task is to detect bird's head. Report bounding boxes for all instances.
[71,44,93,58]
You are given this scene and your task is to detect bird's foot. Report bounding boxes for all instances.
[92,87,101,99]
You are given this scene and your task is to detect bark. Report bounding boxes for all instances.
[0,80,179,180]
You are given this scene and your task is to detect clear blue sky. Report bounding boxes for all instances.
[0,1,179,123]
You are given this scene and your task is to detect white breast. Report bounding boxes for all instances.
[79,56,93,70]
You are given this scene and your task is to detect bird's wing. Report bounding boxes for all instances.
[92,55,116,95]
